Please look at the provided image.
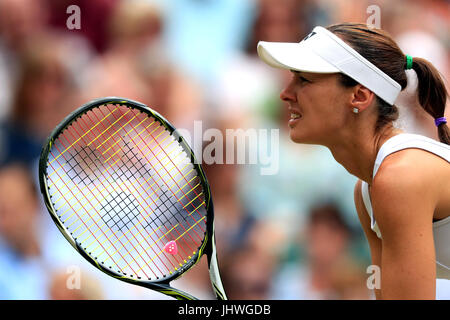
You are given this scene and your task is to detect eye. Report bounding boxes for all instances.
[293,73,311,84]
[292,70,311,83]
[300,74,312,82]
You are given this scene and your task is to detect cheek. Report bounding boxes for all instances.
[289,91,347,143]
[310,89,347,128]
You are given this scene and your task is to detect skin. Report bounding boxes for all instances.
[281,70,450,299]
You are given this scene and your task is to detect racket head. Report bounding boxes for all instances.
[38,97,215,294]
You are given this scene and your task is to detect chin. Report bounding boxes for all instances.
[289,130,322,145]
[289,132,311,144]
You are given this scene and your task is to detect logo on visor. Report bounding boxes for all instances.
[301,31,316,42]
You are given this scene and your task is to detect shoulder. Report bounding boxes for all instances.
[370,149,443,238]
[373,147,448,198]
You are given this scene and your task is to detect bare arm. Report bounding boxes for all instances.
[371,160,436,299]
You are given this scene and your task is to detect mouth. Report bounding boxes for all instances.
[288,108,302,126]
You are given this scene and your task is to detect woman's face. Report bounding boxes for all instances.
[280,71,352,145]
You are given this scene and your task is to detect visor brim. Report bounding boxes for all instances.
[257,41,340,74]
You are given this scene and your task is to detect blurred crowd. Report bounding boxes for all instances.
[0,0,448,300]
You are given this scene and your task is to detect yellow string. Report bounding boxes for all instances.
[48,118,156,193]
[48,105,205,277]
[48,108,118,166]
[80,150,190,254]
[91,163,196,261]
[140,214,206,273]
[53,122,163,209]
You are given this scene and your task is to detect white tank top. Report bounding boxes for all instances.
[360,133,450,279]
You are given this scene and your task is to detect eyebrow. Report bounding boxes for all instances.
[291,70,313,80]
[290,70,309,77]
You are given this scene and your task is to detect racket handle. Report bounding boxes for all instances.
[149,283,199,300]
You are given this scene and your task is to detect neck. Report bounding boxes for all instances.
[325,126,402,184]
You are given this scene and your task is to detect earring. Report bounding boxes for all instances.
[352,108,359,114]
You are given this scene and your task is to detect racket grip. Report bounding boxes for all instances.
[150,283,199,300]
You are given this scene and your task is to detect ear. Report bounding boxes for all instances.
[350,85,375,113]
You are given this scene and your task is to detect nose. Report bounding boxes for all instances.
[280,83,296,103]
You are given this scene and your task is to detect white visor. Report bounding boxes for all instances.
[257,26,401,105]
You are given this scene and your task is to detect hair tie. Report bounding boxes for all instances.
[435,117,447,127]
[405,55,413,70]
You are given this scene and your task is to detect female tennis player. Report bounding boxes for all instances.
[257,23,450,300]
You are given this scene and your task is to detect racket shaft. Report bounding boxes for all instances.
[208,232,227,300]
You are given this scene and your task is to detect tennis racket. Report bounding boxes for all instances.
[38,97,227,300]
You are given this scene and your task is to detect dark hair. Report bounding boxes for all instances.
[327,23,449,145]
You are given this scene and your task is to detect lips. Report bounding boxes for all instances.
[288,107,302,117]
[288,108,302,125]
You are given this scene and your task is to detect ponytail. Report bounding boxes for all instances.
[411,57,450,145]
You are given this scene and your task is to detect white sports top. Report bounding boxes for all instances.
[361,133,450,279]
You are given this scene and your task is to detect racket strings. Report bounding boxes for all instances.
[96,106,207,241]
[54,122,171,215]
[65,145,104,187]
[46,104,207,280]
[49,121,173,277]
[114,108,207,245]
[94,106,204,254]
[86,162,195,260]
[74,106,193,273]
[69,145,196,263]
[48,107,120,166]
[48,150,146,278]
[100,191,141,231]
[50,122,178,278]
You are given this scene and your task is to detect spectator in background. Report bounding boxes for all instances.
[79,0,161,104]
[0,0,49,122]
[220,222,281,300]
[272,203,370,299]
[44,0,119,54]
[0,163,48,299]
[221,244,276,300]
[203,150,254,258]
[136,31,204,134]
[48,268,104,300]
[0,163,105,300]
[159,0,255,84]
[315,0,369,25]
[80,0,204,134]
[0,0,49,51]
[213,0,307,126]
[0,33,84,167]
